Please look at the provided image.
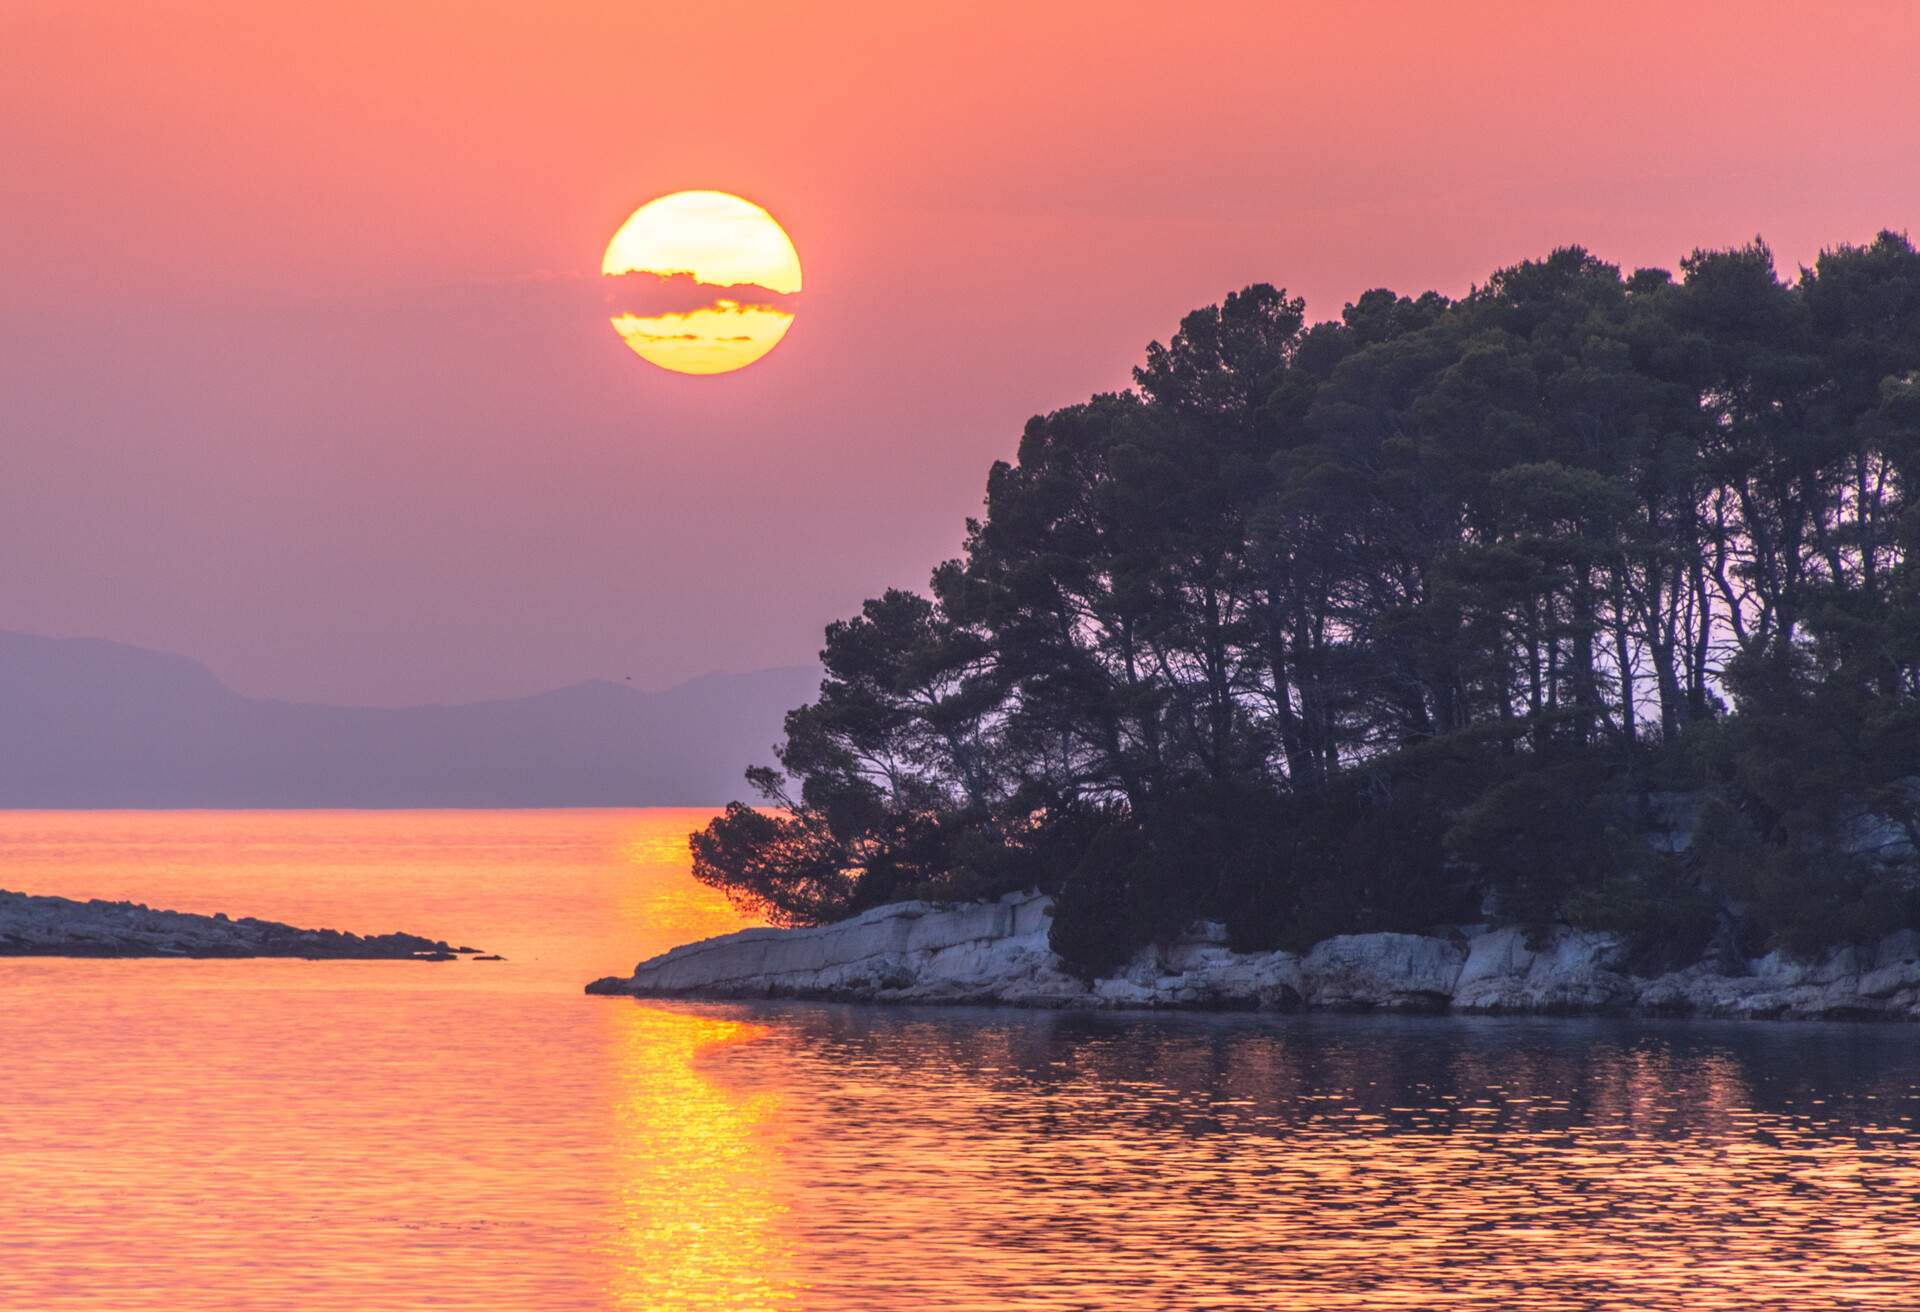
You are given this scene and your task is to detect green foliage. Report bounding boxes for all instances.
[1561,864,1721,974]
[1239,756,1479,951]
[689,788,863,927]
[691,230,1920,970]
[1445,755,1644,937]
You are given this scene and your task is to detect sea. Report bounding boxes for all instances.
[3,808,1919,1311]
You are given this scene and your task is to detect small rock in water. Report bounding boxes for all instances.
[0,888,478,961]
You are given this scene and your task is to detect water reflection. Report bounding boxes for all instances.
[617,824,756,963]
[7,811,1920,1312]
[609,1007,796,1311]
[655,1006,1920,1311]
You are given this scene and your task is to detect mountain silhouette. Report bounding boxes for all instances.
[0,630,814,808]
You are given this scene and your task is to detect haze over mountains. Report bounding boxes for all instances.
[0,630,815,808]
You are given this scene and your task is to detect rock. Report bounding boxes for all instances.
[1302,933,1465,1011]
[1452,926,1538,1010]
[588,892,1088,1005]
[1836,782,1920,865]
[584,891,1920,1022]
[1643,791,1701,854]
[1853,930,1920,1000]
[0,888,474,960]
[1177,947,1304,1010]
[1453,926,1636,1013]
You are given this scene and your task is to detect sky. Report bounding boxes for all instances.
[4,0,1919,705]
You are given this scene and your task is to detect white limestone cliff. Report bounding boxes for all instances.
[586,889,1920,1019]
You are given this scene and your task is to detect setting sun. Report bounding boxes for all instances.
[601,191,801,376]
[16,6,1920,1311]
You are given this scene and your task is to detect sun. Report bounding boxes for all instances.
[601,191,802,376]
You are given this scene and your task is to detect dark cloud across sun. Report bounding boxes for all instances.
[602,268,802,320]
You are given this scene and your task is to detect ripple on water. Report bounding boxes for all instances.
[675,1007,1920,1311]
[4,811,1920,1311]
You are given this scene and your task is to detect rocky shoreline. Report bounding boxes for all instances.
[0,889,477,960]
[587,889,1920,1020]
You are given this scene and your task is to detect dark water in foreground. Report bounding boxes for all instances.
[3,810,1919,1310]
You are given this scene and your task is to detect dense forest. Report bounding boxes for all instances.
[693,233,1920,976]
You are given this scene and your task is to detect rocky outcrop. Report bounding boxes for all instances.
[1303,933,1465,1011]
[1452,925,1639,1013]
[0,889,475,959]
[587,893,1087,1005]
[587,889,1920,1019]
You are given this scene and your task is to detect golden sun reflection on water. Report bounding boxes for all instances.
[618,824,761,959]
[668,1008,1920,1310]
[608,1007,796,1312]
[7,811,1920,1311]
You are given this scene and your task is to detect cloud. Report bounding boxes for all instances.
[607,318,779,344]
[602,269,801,318]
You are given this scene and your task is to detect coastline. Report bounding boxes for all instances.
[588,889,1920,1021]
[0,888,476,959]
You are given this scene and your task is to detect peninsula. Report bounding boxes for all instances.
[659,233,1920,999]
[0,889,476,959]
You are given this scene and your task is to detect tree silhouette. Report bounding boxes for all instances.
[694,233,1920,972]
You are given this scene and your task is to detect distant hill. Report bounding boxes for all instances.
[0,630,817,807]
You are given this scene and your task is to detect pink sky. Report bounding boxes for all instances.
[5,1,1918,703]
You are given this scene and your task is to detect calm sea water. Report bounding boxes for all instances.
[4,810,1920,1311]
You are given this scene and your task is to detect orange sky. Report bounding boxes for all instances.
[4,1,1918,702]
